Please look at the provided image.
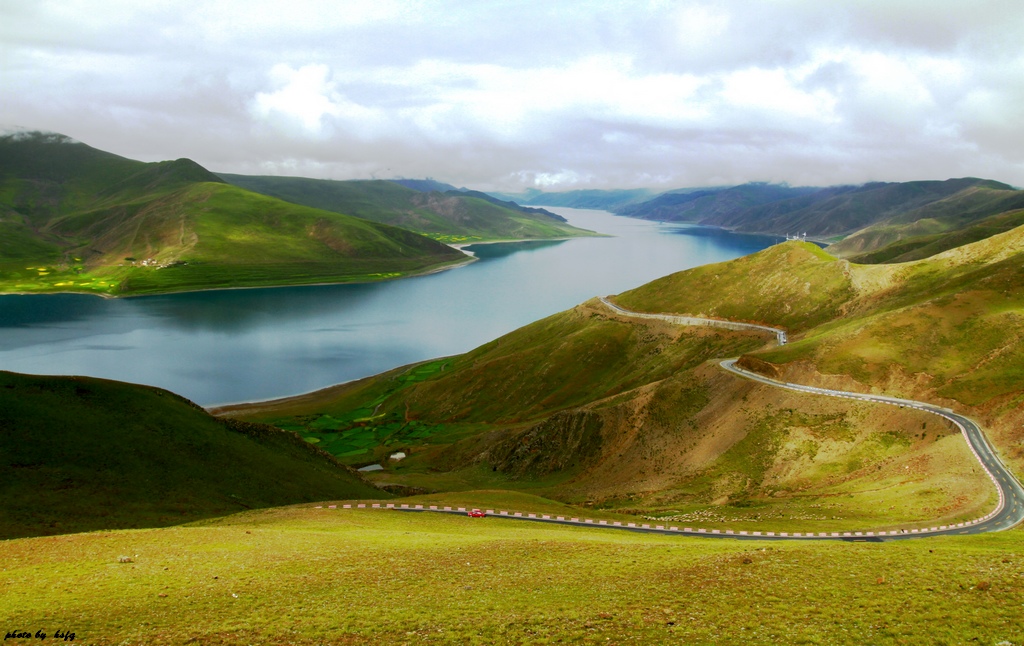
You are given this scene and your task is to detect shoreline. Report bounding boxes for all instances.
[206,355,457,414]
[0,254,478,300]
[448,231,609,250]
[0,232,608,300]
[644,219,835,247]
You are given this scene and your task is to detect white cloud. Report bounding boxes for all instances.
[250,63,394,142]
[3,1,1024,189]
[719,67,838,121]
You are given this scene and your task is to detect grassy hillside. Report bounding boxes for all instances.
[616,242,853,332]
[218,174,595,244]
[620,232,1024,404]
[389,178,460,192]
[0,370,386,540]
[845,208,1024,264]
[829,185,1024,261]
[2,502,1020,644]
[221,231,1024,532]
[760,235,1024,407]
[0,131,469,295]
[622,233,1024,479]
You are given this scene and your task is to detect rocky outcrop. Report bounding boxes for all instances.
[736,354,781,379]
[487,410,603,478]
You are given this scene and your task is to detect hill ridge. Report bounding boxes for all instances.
[217,173,591,242]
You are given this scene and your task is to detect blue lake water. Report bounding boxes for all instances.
[0,209,778,406]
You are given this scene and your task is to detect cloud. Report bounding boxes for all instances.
[2,1,1023,189]
[250,63,387,138]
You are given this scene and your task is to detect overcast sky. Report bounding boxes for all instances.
[3,0,1024,190]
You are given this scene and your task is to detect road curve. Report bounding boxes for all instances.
[315,298,1024,541]
[721,359,1024,538]
[600,296,1024,539]
[599,297,787,345]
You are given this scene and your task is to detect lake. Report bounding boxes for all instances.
[0,209,778,406]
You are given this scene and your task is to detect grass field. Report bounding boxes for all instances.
[228,359,483,465]
[1,501,1021,645]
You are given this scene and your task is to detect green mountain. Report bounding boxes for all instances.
[390,178,460,193]
[217,173,595,244]
[844,207,1024,264]
[221,227,1024,530]
[614,183,817,222]
[445,189,569,221]
[0,370,386,540]
[827,184,1024,262]
[0,131,469,295]
[613,177,1024,262]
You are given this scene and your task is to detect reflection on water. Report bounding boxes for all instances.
[0,209,777,405]
[464,239,567,259]
[0,293,108,329]
[135,282,386,332]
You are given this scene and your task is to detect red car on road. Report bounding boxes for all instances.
[467,509,486,518]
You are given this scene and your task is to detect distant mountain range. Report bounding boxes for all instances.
[614,183,819,224]
[490,187,657,211]
[508,178,1024,263]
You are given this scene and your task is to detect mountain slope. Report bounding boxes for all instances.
[703,178,1013,237]
[0,370,386,539]
[390,178,460,193]
[0,131,468,295]
[217,174,593,243]
[619,230,1024,469]
[218,232,1024,529]
[614,183,817,223]
[828,184,1024,261]
[845,207,1024,264]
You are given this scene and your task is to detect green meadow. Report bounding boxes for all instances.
[1,503,1021,645]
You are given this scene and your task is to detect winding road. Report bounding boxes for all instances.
[599,296,1024,539]
[319,298,1024,541]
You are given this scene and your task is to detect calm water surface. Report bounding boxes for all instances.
[0,209,777,405]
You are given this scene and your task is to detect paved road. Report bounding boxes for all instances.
[721,359,1024,538]
[318,299,1024,541]
[600,297,787,345]
[600,297,1024,539]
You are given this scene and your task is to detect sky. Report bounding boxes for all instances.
[3,0,1024,191]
